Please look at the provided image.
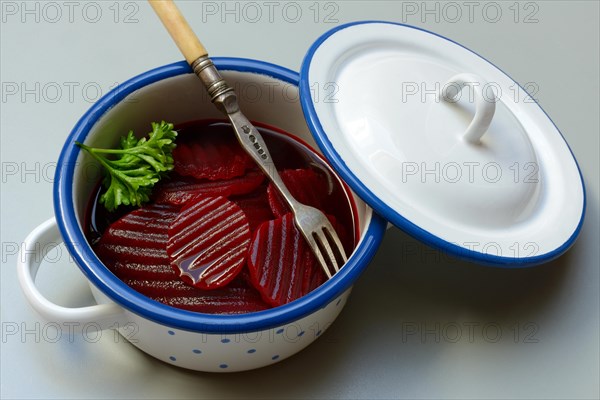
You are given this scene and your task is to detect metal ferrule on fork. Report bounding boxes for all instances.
[191,56,239,115]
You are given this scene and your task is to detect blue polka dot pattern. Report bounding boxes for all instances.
[160,319,337,370]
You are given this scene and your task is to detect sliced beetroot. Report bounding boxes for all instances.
[153,285,270,314]
[231,189,274,233]
[109,262,177,281]
[167,196,251,290]
[93,201,268,314]
[123,278,201,297]
[267,169,331,218]
[94,204,184,298]
[94,203,180,267]
[247,213,327,307]
[124,270,270,314]
[173,133,254,180]
[153,170,265,206]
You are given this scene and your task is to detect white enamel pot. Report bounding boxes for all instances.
[17,58,388,372]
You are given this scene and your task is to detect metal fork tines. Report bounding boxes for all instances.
[293,203,348,279]
[192,56,348,278]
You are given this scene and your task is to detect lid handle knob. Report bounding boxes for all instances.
[440,73,497,144]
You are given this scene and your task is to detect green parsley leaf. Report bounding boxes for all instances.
[76,121,177,212]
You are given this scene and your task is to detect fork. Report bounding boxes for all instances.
[149,0,347,278]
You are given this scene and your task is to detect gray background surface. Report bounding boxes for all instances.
[1,1,599,399]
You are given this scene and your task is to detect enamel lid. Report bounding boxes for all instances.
[300,21,585,266]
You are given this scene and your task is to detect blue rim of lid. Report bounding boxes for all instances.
[54,57,388,333]
[299,21,586,267]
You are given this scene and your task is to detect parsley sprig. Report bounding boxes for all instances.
[76,121,177,211]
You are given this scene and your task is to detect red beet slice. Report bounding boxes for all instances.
[109,262,177,281]
[153,170,265,206]
[94,203,180,267]
[267,169,331,218]
[247,213,328,307]
[123,272,270,314]
[94,204,185,301]
[231,189,274,233]
[123,278,201,297]
[154,286,270,314]
[167,196,251,290]
[173,130,254,180]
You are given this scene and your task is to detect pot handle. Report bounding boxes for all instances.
[17,218,124,331]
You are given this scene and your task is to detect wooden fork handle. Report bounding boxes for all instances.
[148,0,208,64]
